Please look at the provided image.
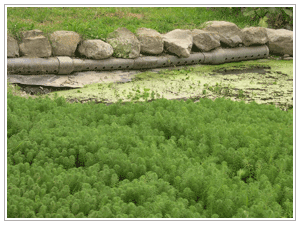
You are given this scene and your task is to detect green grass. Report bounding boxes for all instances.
[7,7,261,42]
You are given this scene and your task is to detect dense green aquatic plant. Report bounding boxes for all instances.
[7,93,293,218]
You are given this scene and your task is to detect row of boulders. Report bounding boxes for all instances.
[7,21,293,59]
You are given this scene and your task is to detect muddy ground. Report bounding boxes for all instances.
[8,57,293,111]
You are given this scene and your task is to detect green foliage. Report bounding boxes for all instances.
[242,7,293,29]
[7,93,293,218]
[208,7,293,30]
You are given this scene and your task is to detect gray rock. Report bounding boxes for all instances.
[192,29,220,52]
[106,27,140,59]
[162,29,193,58]
[266,28,293,56]
[20,29,44,39]
[50,31,81,56]
[136,28,164,55]
[202,21,243,47]
[78,39,114,59]
[241,27,268,46]
[7,35,19,58]
[19,29,52,57]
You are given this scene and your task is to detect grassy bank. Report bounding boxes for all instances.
[7,7,261,41]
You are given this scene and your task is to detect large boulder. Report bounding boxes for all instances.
[19,29,52,57]
[162,29,193,58]
[192,29,220,52]
[106,27,140,59]
[50,31,81,56]
[241,27,268,46]
[7,35,19,58]
[136,28,164,55]
[266,28,293,56]
[202,21,243,47]
[78,39,114,59]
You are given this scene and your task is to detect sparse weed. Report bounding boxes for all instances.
[238,90,246,99]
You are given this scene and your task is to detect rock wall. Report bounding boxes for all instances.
[7,21,293,59]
